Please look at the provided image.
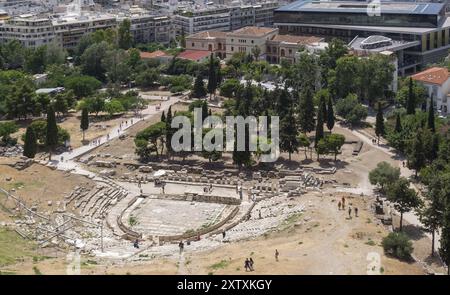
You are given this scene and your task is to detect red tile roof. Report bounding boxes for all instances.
[177,50,211,61]
[411,67,449,86]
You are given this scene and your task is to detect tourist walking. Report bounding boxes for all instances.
[222,230,226,239]
[133,239,139,249]
[244,259,250,272]
[338,201,341,210]
[348,205,352,218]
[249,258,254,271]
[341,196,346,209]
[275,249,279,262]
[179,241,184,254]
[354,207,358,217]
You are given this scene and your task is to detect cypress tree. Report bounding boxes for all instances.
[192,74,207,98]
[161,111,166,123]
[428,95,436,133]
[375,103,385,144]
[439,197,450,275]
[80,108,89,142]
[207,53,217,100]
[315,102,324,147]
[298,87,315,133]
[406,77,416,115]
[46,105,58,160]
[394,113,402,133]
[202,100,209,120]
[166,106,173,155]
[326,96,335,132]
[321,96,327,124]
[23,126,37,158]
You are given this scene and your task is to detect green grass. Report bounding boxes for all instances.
[380,267,385,274]
[0,228,35,267]
[365,239,376,246]
[209,259,230,270]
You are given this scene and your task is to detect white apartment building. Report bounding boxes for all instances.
[174,6,231,35]
[0,11,173,48]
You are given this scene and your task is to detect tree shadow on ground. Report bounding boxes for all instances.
[400,224,426,241]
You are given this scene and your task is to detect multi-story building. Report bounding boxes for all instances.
[0,10,173,48]
[273,0,450,74]
[173,1,278,36]
[225,26,278,60]
[186,26,323,62]
[174,5,231,35]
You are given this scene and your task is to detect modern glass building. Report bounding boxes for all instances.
[274,1,450,74]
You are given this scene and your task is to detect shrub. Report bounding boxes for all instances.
[382,232,413,260]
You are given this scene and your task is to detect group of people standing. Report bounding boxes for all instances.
[338,196,358,218]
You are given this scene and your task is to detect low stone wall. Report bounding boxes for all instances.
[116,196,142,240]
[158,206,240,243]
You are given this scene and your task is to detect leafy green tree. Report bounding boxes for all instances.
[102,49,132,84]
[104,100,125,116]
[419,174,445,256]
[427,95,435,132]
[0,121,18,146]
[45,105,58,160]
[24,46,47,74]
[330,55,360,99]
[298,87,315,133]
[118,19,133,50]
[64,75,101,98]
[135,68,159,87]
[369,161,400,192]
[319,38,348,83]
[79,95,105,116]
[80,108,89,142]
[440,197,450,275]
[23,126,37,158]
[375,103,385,144]
[53,93,69,117]
[45,41,67,66]
[326,133,345,161]
[327,96,335,131]
[382,232,413,260]
[316,138,328,160]
[387,177,421,231]
[80,41,109,80]
[6,78,35,119]
[297,133,310,159]
[335,93,367,125]
[134,121,166,160]
[0,40,26,69]
[219,78,240,98]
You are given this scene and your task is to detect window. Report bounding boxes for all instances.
[231,46,234,51]
[192,42,195,47]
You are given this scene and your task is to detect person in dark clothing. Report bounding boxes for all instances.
[354,207,358,217]
[249,258,254,271]
[222,230,226,239]
[244,258,250,272]
[275,249,279,262]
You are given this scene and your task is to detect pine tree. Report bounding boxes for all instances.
[80,108,89,142]
[207,53,217,100]
[46,105,58,160]
[406,77,415,115]
[23,126,37,158]
[192,74,207,98]
[315,102,324,147]
[326,96,334,132]
[428,95,436,133]
[375,103,385,144]
[394,113,402,133]
[298,87,315,133]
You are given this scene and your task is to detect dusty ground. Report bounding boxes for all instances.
[0,162,95,217]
